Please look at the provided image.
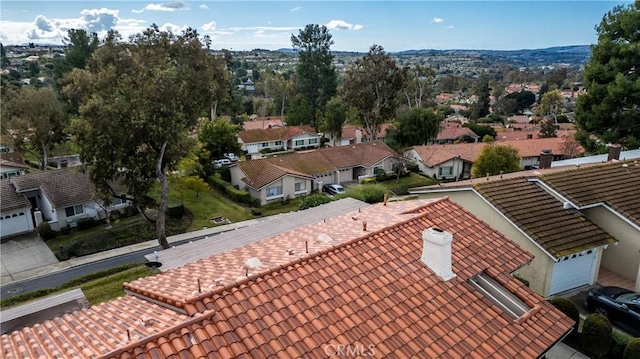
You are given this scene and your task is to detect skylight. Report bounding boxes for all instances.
[468,273,531,319]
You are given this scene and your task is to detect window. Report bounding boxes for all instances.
[274,140,283,146]
[439,166,453,176]
[294,139,304,146]
[309,138,318,145]
[261,142,270,148]
[468,273,530,319]
[65,204,84,217]
[295,181,306,192]
[266,186,283,198]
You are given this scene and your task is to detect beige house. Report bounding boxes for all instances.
[237,125,320,155]
[230,141,397,205]
[410,160,639,296]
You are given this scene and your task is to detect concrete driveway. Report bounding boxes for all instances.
[1,233,59,285]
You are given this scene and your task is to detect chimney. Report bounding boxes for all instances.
[608,144,622,161]
[539,148,553,169]
[526,133,533,140]
[421,227,456,281]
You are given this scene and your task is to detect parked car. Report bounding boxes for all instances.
[214,158,232,169]
[223,153,239,162]
[322,183,345,195]
[584,286,640,336]
[524,165,539,170]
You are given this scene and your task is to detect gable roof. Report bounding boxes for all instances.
[437,125,479,141]
[2,199,574,358]
[0,152,29,170]
[541,161,640,228]
[474,177,616,258]
[237,141,396,189]
[0,179,31,213]
[9,168,96,209]
[242,117,284,130]
[237,125,317,144]
[340,123,393,140]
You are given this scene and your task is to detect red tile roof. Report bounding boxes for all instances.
[242,118,284,131]
[238,125,316,144]
[437,124,479,141]
[340,123,393,140]
[237,141,396,189]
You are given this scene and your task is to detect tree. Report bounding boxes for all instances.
[575,1,640,147]
[65,26,228,249]
[538,119,559,138]
[538,89,564,125]
[471,144,520,178]
[288,24,338,130]
[0,43,10,68]
[2,87,68,170]
[402,65,435,109]
[463,123,497,140]
[387,107,442,148]
[505,90,536,112]
[341,45,406,141]
[322,96,347,146]
[199,117,242,160]
[469,76,491,120]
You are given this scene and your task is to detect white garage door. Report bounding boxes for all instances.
[550,248,597,295]
[0,212,32,237]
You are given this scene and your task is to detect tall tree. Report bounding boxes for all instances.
[469,76,491,120]
[387,107,442,148]
[322,96,347,146]
[65,26,228,249]
[0,43,9,68]
[402,65,435,109]
[341,45,406,141]
[2,87,68,170]
[575,1,640,147]
[471,144,521,178]
[199,117,242,160]
[538,89,564,125]
[288,24,338,130]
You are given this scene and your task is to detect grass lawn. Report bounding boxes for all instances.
[45,216,142,251]
[261,197,303,216]
[377,173,438,193]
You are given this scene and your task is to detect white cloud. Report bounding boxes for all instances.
[200,4,209,10]
[144,2,190,12]
[80,8,119,34]
[326,20,363,31]
[291,6,301,12]
[34,15,54,32]
[159,22,188,34]
[202,21,216,31]
[432,17,444,23]
[132,9,144,14]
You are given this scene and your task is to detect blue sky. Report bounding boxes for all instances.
[0,1,632,52]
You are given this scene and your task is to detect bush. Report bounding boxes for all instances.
[406,162,419,173]
[581,313,612,359]
[610,331,631,359]
[37,222,57,240]
[624,338,640,359]
[76,217,99,231]
[299,193,331,210]
[166,204,185,219]
[548,297,579,340]
[207,174,256,206]
[346,184,387,204]
[250,207,263,216]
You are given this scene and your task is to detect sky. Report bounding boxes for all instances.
[0,1,633,52]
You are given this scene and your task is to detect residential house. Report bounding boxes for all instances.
[0,168,131,237]
[242,116,284,131]
[407,136,584,180]
[433,123,479,144]
[230,141,397,205]
[0,152,29,179]
[2,198,574,358]
[325,123,392,147]
[238,125,320,155]
[410,160,640,295]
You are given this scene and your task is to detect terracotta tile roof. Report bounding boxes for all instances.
[340,124,393,139]
[0,152,28,169]
[109,198,572,358]
[474,178,617,258]
[238,125,316,144]
[8,168,96,209]
[437,125,479,141]
[2,199,573,358]
[242,118,284,131]
[541,160,640,227]
[237,141,396,189]
[0,179,31,213]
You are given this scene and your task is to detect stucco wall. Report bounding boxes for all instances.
[584,206,640,289]
[416,190,556,296]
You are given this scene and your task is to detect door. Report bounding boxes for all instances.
[550,249,597,295]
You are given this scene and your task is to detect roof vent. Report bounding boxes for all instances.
[421,227,456,281]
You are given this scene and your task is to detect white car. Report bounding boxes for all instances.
[214,158,232,168]
[223,153,239,162]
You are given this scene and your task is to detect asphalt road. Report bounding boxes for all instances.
[0,235,210,300]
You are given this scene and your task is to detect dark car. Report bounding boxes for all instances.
[584,286,640,336]
[322,183,345,195]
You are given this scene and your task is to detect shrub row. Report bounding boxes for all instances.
[299,193,331,210]
[208,175,260,207]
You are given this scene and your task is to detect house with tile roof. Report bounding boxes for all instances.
[242,116,284,131]
[230,141,397,205]
[237,125,320,155]
[410,160,639,296]
[325,123,393,147]
[1,198,574,358]
[0,168,131,238]
[433,123,480,144]
[407,136,584,180]
[0,152,29,179]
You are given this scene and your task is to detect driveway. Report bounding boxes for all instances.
[1,232,59,284]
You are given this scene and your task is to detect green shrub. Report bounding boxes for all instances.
[581,313,612,359]
[345,184,387,204]
[299,193,331,210]
[250,207,263,216]
[406,162,420,173]
[624,338,640,359]
[37,222,57,240]
[610,331,631,359]
[207,174,256,206]
[548,297,579,340]
[390,185,409,196]
[166,204,185,219]
[76,217,99,230]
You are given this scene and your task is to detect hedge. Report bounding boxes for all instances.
[208,175,259,207]
[581,313,612,359]
[624,338,640,359]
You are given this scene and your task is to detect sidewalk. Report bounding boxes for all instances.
[1,217,263,285]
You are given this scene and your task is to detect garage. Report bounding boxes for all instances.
[0,210,33,238]
[550,248,597,295]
